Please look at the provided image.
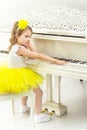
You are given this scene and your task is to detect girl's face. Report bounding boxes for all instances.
[17,29,32,47]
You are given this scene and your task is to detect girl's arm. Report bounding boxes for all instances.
[17,47,67,65]
[27,42,36,52]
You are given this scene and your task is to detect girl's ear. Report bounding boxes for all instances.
[16,34,19,41]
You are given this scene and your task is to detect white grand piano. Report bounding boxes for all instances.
[25,6,87,116]
[1,6,87,117]
[31,33,87,117]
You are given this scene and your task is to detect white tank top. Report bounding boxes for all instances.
[8,44,27,68]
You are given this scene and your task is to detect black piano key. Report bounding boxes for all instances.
[80,79,83,82]
[70,60,81,63]
[0,50,9,54]
[53,57,87,66]
[79,61,87,64]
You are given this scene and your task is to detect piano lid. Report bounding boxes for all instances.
[25,6,87,38]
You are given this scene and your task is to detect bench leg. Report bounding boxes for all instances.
[12,100,15,115]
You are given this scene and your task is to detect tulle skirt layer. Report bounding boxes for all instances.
[0,66,44,94]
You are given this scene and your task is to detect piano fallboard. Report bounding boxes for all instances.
[32,34,87,61]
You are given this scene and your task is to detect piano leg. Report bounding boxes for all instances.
[46,74,53,102]
[42,74,67,117]
[54,75,67,116]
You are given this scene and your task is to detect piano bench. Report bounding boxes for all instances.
[0,90,35,127]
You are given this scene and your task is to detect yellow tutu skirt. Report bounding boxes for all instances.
[0,66,44,94]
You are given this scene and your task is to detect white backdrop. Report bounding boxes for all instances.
[0,0,87,26]
[0,0,87,50]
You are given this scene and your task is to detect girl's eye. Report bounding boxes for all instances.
[25,36,28,38]
[25,35,31,38]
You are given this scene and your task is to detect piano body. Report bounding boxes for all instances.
[25,6,87,116]
[31,33,87,116]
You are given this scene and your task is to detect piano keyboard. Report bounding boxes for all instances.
[33,60,87,80]
[0,50,9,54]
[53,57,87,67]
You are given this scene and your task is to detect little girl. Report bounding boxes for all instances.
[0,19,67,123]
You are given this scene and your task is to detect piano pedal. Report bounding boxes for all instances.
[41,108,48,113]
[48,110,55,116]
[41,108,55,116]
[47,110,56,119]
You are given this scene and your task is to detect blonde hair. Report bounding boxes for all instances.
[9,21,32,51]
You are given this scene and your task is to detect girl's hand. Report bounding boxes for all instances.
[55,59,68,65]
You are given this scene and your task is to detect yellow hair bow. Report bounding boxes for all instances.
[17,19,29,30]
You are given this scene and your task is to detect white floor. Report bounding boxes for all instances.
[0,77,87,130]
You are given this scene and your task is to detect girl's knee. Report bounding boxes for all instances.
[40,89,43,96]
[34,87,43,96]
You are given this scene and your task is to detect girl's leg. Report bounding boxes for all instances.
[33,87,51,123]
[33,87,43,114]
[21,96,28,105]
[21,96,30,113]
